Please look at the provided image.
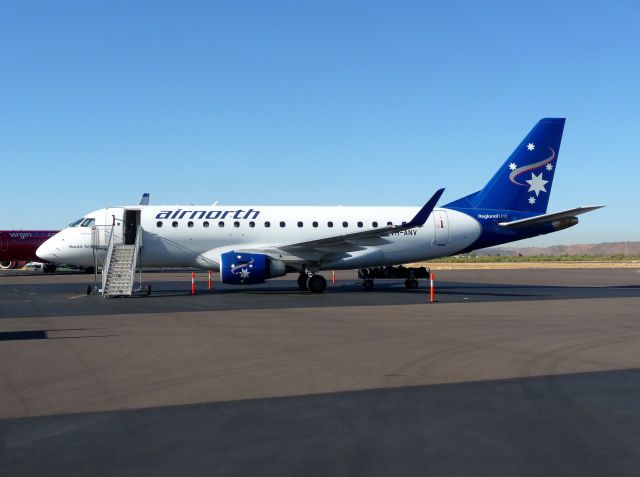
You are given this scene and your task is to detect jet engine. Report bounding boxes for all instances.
[0,260,27,270]
[220,251,287,285]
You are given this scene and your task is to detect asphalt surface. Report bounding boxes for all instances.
[1,268,639,318]
[1,268,640,476]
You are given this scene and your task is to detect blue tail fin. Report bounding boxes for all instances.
[445,118,565,213]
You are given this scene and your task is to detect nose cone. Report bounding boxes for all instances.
[36,238,60,263]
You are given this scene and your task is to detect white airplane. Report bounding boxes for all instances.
[37,118,602,293]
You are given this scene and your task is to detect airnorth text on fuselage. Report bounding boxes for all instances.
[155,208,261,221]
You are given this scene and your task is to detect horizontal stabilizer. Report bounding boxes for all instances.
[498,206,604,228]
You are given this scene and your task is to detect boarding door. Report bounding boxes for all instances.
[433,210,450,246]
[123,209,141,245]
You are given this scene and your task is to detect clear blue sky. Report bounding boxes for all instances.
[1,1,638,246]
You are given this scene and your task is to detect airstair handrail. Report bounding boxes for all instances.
[90,224,114,250]
[129,225,143,292]
[101,223,116,296]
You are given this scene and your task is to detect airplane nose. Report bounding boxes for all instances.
[36,239,59,263]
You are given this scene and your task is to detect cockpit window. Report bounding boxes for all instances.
[67,218,85,228]
[80,218,95,227]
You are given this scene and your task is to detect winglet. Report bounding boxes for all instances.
[407,188,445,228]
[138,193,150,206]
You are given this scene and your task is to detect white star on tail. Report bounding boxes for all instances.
[546,163,554,171]
[509,163,517,170]
[527,143,535,151]
[526,172,548,197]
[528,196,536,205]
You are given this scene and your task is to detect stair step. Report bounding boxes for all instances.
[103,240,141,297]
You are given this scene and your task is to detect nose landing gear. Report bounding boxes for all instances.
[43,263,57,274]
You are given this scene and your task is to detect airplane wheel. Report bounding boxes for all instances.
[297,273,308,290]
[363,279,374,290]
[306,275,326,293]
[43,264,57,274]
[405,279,419,289]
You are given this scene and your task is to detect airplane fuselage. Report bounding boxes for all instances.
[40,205,483,270]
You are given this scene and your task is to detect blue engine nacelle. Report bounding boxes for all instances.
[220,251,287,285]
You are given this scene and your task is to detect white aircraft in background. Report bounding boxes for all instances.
[37,118,602,292]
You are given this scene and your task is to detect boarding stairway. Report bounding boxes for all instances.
[101,225,143,297]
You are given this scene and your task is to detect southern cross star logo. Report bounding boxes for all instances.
[509,162,517,171]
[526,172,548,196]
[527,143,535,151]
[239,268,251,279]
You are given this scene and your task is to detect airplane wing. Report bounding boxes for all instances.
[498,205,604,228]
[280,188,445,250]
[233,189,445,262]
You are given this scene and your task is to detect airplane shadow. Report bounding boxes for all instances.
[0,329,117,341]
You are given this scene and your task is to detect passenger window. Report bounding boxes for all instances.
[312,221,318,227]
[172,221,178,228]
[327,221,333,228]
[203,221,209,227]
[387,221,393,226]
[265,221,271,228]
[234,221,240,228]
[188,221,194,228]
[342,221,348,228]
[249,221,255,228]
[297,221,303,228]
[280,221,286,228]
[157,221,163,228]
[372,221,378,228]
[219,221,225,227]
[357,221,363,228]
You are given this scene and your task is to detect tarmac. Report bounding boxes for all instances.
[1,268,640,476]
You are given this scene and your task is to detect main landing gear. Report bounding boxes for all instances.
[404,278,419,289]
[297,273,308,290]
[297,273,327,293]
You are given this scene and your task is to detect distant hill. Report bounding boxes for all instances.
[477,242,640,257]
